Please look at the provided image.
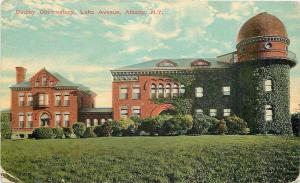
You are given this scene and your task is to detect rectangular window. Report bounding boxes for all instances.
[19,94,25,106]
[195,109,203,115]
[210,109,217,117]
[55,94,61,106]
[27,93,33,106]
[55,113,61,127]
[38,94,49,106]
[265,105,273,121]
[19,113,24,128]
[132,86,141,99]
[64,94,70,106]
[27,113,33,128]
[42,76,47,86]
[264,80,272,92]
[120,107,128,118]
[120,87,128,99]
[35,80,39,87]
[195,87,203,97]
[132,107,141,117]
[223,109,231,117]
[64,113,70,127]
[223,86,230,95]
[86,119,91,127]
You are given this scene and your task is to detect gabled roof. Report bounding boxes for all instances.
[111,57,232,72]
[10,70,95,94]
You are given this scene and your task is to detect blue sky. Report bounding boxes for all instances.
[1,0,300,112]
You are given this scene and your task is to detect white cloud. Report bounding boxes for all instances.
[119,46,140,54]
[216,2,259,21]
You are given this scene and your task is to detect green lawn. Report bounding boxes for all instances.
[1,136,299,183]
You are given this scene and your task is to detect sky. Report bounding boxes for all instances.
[1,0,300,112]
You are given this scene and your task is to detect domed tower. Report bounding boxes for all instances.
[235,12,297,134]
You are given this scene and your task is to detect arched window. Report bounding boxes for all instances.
[165,83,171,98]
[158,84,164,98]
[86,119,91,127]
[150,84,157,99]
[93,119,98,126]
[172,83,179,97]
[180,84,185,94]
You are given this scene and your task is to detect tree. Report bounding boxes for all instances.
[1,112,11,139]
[291,113,300,136]
[72,122,86,138]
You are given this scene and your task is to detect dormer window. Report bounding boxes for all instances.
[157,60,177,67]
[191,59,210,67]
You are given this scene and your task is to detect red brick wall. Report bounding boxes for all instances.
[11,69,95,133]
[112,76,177,120]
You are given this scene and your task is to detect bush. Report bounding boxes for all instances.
[139,115,171,135]
[32,127,54,139]
[83,127,96,138]
[63,127,76,138]
[118,118,135,129]
[175,114,193,134]
[189,114,219,135]
[52,127,64,139]
[110,121,123,136]
[1,112,11,139]
[123,124,138,136]
[94,123,112,137]
[72,122,86,138]
[215,119,227,135]
[291,113,300,136]
[224,115,248,135]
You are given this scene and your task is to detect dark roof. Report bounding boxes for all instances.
[10,70,94,94]
[111,57,233,71]
[79,108,112,113]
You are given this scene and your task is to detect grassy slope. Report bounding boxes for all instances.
[1,136,299,183]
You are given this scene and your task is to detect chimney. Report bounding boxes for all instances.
[16,67,27,83]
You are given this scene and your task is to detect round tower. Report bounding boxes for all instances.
[235,12,296,134]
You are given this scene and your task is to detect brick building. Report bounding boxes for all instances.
[110,12,297,134]
[10,67,112,138]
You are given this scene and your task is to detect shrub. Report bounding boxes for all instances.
[0,112,11,139]
[189,114,219,135]
[215,119,227,135]
[118,117,135,130]
[139,115,171,135]
[110,121,123,136]
[94,123,112,137]
[291,113,300,136]
[72,122,86,138]
[52,127,64,139]
[161,118,181,135]
[32,127,53,139]
[123,124,138,136]
[224,115,248,135]
[63,127,76,138]
[175,114,193,134]
[83,127,96,138]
